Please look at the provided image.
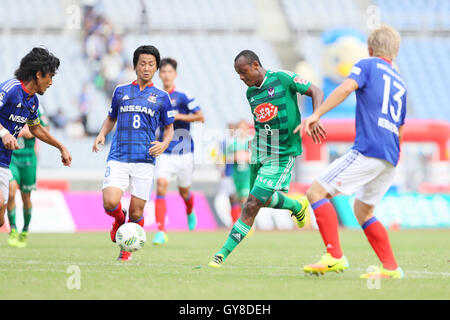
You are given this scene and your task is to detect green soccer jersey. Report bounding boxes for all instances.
[227,137,251,176]
[246,70,311,162]
[12,108,47,164]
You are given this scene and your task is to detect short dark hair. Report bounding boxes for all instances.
[234,50,262,67]
[14,47,60,82]
[160,57,177,70]
[133,45,161,69]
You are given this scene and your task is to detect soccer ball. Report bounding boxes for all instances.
[116,223,146,252]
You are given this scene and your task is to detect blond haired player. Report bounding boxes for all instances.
[300,25,406,279]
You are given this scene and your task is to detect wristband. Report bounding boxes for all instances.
[0,128,9,138]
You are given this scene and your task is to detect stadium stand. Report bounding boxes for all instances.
[100,0,257,31]
[374,0,450,31]
[0,0,447,187]
[397,37,450,121]
[281,0,363,30]
[0,0,66,30]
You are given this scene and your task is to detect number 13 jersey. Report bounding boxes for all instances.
[348,57,407,166]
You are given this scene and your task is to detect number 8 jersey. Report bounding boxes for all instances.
[348,57,407,166]
[107,81,175,164]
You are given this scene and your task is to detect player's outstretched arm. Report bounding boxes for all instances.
[314,78,358,119]
[0,123,19,150]
[296,83,326,143]
[29,124,72,166]
[174,110,205,123]
[149,123,174,157]
[298,78,358,141]
[92,116,116,153]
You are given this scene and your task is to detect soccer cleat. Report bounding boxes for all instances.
[187,210,197,231]
[7,229,19,247]
[117,250,132,261]
[152,231,168,245]
[246,226,255,238]
[304,252,349,275]
[291,196,309,228]
[110,209,127,243]
[360,265,404,279]
[15,231,28,248]
[208,254,224,268]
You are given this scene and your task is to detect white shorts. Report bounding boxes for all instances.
[102,160,155,201]
[317,149,395,206]
[155,153,194,188]
[0,167,11,204]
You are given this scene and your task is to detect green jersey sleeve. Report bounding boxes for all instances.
[276,70,311,95]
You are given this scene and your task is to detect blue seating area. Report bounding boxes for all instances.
[281,0,362,30]
[374,0,450,30]
[397,37,450,121]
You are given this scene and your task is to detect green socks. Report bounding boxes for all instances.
[218,218,251,260]
[7,207,32,231]
[268,192,302,213]
[23,208,32,232]
[7,208,17,230]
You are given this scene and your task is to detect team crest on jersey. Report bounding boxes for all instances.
[253,103,278,123]
[0,92,5,101]
[148,94,157,103]
[171,98,176,106]
[268,87,275,97]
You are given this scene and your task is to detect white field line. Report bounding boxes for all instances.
[0,260,448,278]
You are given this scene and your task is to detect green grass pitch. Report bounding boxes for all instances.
[0,229,449,299]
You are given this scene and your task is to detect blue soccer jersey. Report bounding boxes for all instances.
[159,87,200,155]
[107,81,175,164]
[0,78,40,168]
[347,57,407,166]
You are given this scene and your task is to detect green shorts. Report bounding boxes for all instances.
[249,155,296,202]
[9,161,37,193]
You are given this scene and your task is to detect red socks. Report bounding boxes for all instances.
[312,198,398,270]
[129,216,144,228]
[104,202,124,224]
[155,193,194,232]
[230,203,241,224]
[155,196,167,232]
[311,199,343,259]
[362,217,398,270]
[184,193,194,215]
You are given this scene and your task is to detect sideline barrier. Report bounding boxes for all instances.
[333,192,450,229]
[1,190,217,233]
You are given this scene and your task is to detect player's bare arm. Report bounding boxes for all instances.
[18,125,34,139]
[299,78,359,139]
[174,109,205,123]
[0,123,19,150]
[294,83,327,144]
[150,123,174,157]
[92,115,117,152]
[28,123,72,166]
